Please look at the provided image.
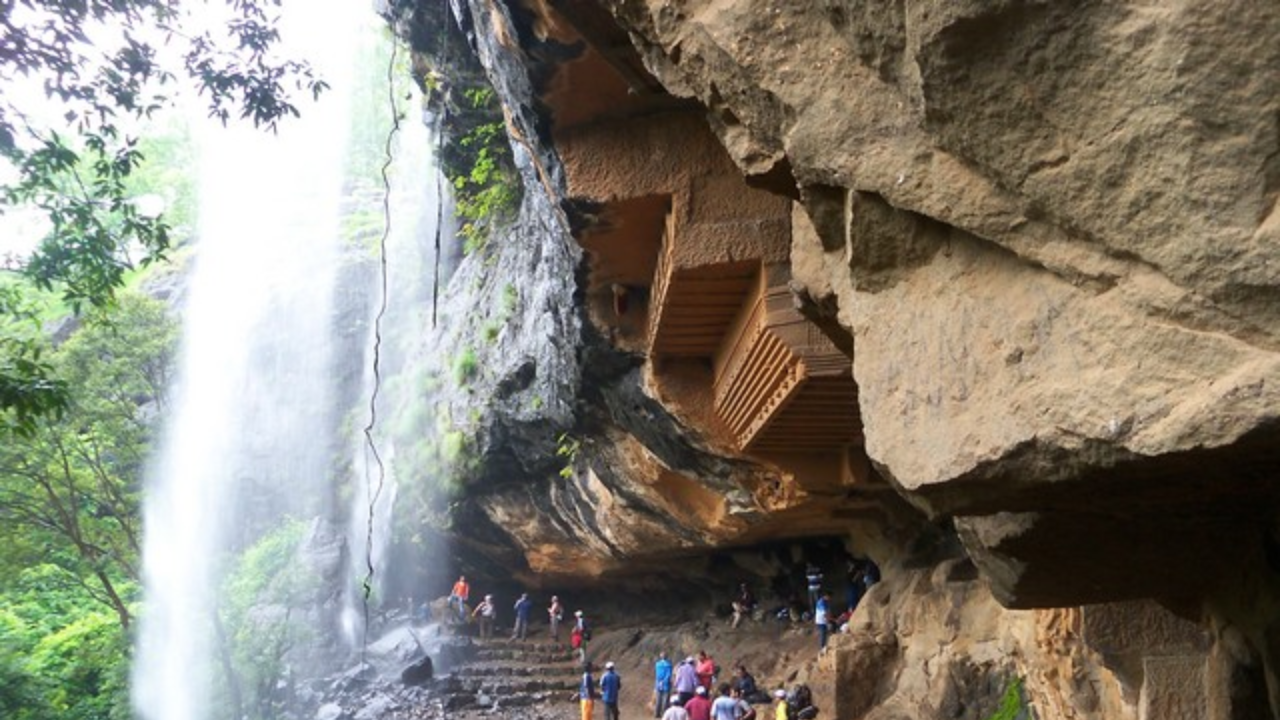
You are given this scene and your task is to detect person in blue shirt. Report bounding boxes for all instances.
[580,662,598,720]
[653,652,673,717]
[601,661,622,720]
[814,592,831,652]
[512,593,534,640]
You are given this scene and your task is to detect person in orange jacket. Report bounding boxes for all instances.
[448,575,470,623]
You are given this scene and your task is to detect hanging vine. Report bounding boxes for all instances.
[359,33,401,657]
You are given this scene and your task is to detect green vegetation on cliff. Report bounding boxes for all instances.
[383,0,521,255]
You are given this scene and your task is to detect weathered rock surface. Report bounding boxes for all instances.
[600,0,1280,601]
[385,0,1280,718]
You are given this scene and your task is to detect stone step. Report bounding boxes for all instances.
[453,663,580,679]
[482,638,573,653]
[438,689,563,711]
[435,675,579,694]
[472,647,577,664]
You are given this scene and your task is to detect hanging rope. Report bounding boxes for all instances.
[359,34,401,659]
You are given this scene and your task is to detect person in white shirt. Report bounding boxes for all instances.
[662,695,690,720]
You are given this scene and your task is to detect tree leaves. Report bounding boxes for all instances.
[0,0,326,424]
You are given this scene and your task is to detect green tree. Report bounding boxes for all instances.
[0,293,176,630]
[0,0,326,432]
[216,518,316,720]
[0,564,134,720]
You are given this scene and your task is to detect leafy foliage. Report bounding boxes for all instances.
[217,518,318,720]
[556,432,580,479]
[0,283,68,436]
[453,346,478,385]
[449,88,519,254]
[0,293,176,629]
[0,0,326,426]
[985,677,1032,720]
[382,0,520,254]
[0,564,134,720]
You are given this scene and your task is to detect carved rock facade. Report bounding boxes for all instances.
[388,1,1280,718]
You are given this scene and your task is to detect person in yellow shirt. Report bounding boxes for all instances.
[772,689,787,720]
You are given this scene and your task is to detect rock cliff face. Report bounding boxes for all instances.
[387,1,1280,718]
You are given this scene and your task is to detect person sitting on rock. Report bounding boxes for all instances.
[549,595,564,642]
[512,592,533,640]
[731,583,756,629]
[674,656,699,705]
[685,686,712,720]
[731,665,767,705]
[601,661,622,720]
[448,575,470,623]
[471,594,496,639]
[663,695,690,720]
[771,690,787,720]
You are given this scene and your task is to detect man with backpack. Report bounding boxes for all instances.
[572,610,591,663]
[785,685,817,720]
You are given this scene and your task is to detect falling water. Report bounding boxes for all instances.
[340,75,444,646]
[132,2,441,718]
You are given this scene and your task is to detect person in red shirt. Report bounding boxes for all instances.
[695,651,716,693]
[684,686,712,720]
[448,575,470,623]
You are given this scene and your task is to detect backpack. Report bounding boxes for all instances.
[786,684,818,720]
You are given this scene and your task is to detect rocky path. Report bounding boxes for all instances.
[318,616,827,720]
[434,638,583,716]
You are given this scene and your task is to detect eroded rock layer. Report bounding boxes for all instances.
[387,0,1280,718]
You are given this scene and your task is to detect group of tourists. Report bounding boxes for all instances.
[578,660,623,720]
[444,575,591,656]
[733,556,880,653]
[444,555,877,719]
[576,652,816,720]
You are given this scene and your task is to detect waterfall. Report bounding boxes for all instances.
[132,2,443,718]
[341,82,444,647]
